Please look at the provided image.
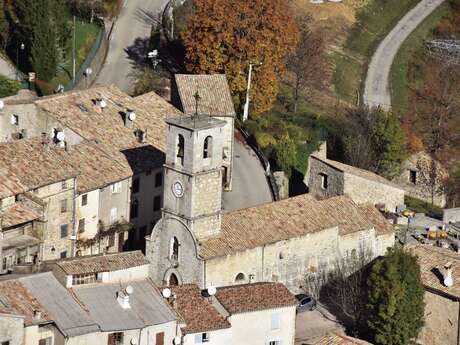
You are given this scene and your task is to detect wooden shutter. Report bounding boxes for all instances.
[155,332,164,345]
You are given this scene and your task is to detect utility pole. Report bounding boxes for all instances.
[243,62,262,122]
[72,15,76,83]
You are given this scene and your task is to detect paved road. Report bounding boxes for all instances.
[363,0,445,110]
[94,0,169,93]
[222,136,273,212]
[295,306,344,345]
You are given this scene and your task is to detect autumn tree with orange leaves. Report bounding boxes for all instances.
[183,0,299,116]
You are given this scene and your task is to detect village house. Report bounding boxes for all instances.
[0,85,188,271]
[408,245,460,345]
[146,110,395,293]
[306,143,405,212]
[168,282,297,345]
[0,251,178,345]
[393,151,448,207]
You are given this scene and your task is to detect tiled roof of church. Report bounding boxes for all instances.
[215,282,297,314]
[310,155,402,189]
[175,74,235,116]
[199,195,393,259]
[170,284,231,334]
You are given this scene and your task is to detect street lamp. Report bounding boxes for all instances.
[84,67,93,88]
[147,50,161,69]
[16,42,25,80]
[242,61,262,122]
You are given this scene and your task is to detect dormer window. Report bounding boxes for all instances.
[176,134,185,165]
[203,136,212,159]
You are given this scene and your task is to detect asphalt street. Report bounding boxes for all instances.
[94,0,169,93]
[363,0,445,110]
[222,137,273,212]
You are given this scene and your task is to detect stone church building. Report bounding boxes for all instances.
[146,109,395,293]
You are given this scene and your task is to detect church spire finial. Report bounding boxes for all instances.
[193,90,201,118]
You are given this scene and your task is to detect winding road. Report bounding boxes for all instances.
[363,0,445,110]
[95,0,273,211]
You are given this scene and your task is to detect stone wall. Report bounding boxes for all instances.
[205,226,393,293]
[146,216,204,287]
[0,314,24,345]
[393,152,447,207]
[308,157,345,199]
[418,291,459,345]
[343,173,405,212]
[36,178,76,260]
[444,208,460,224]
[213,115,234,190]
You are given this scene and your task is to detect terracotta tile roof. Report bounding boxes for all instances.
[407,244,460,299]
[54,250,149,275]
[0,170,26,199]
[0,202,41,229]
[200,195,383,259]
[359,205,395,235]
[315,333,373,345]
[0,280,49,326]
[170,284,230,334]
[36,86,180,154]
[65,142,132,193]
[311,155,402,189]
[175,74,235,116]
[0,138,78,190]
[215,282,297,314]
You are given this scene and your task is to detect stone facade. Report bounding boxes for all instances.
[308,156,405,212]
[0,314,24,345]
[393,151,448,207]
[444,208,460,224]
[204,226,393,293]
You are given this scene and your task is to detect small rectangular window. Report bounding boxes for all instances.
[155,172,163,187]
[153,195,162,212]
[108,332,123,345]
[60,224,68,238]
[81,194,88,206]
[132,178,140,194]
[61,180,67,190]
[202,333,210,343]
[78,218,85,233]
[409,170,417,184]
[195,333,210,344]
[60,199,68,213]
[60,251,67,259]
[320,173,328,189]
[271,313,280,330]
[111,182,122,194]
[268,341,281,345]
[38,339,52,345]
[110,207,117,223]
[155,332,165,345]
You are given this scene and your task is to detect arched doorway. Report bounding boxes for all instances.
[169,273,179,286]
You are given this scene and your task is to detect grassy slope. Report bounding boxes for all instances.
[390,3,449,115]
[47,20,100,93]
[333,0,420,104]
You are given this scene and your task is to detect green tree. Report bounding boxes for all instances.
[343,107,406,178]
[275,133,297,178]
[367,248,425,345]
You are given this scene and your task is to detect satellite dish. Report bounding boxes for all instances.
[207,286,217,296]
[128,111,136,121]
[0,100,4,110]
[173,336,182,345]
[162,288,172,298]
[56,131,65,142]
[99,99,107,109]
[85,67,93,76]
[125,285,134,295]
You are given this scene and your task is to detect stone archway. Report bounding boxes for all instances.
[164,268,183,286]
[169,273,179,286]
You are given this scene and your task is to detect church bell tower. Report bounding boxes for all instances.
[162,113,226,240]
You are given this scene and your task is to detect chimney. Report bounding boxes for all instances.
[124,110,136,129]
[117,285,133,309]
[443,262,454,287]
[33,310,42,321]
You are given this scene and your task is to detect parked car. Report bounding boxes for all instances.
[295,294,317,312]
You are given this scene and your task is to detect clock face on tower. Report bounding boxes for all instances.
[172,181,184,198]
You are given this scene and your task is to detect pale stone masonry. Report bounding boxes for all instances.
[307,154,405,212]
